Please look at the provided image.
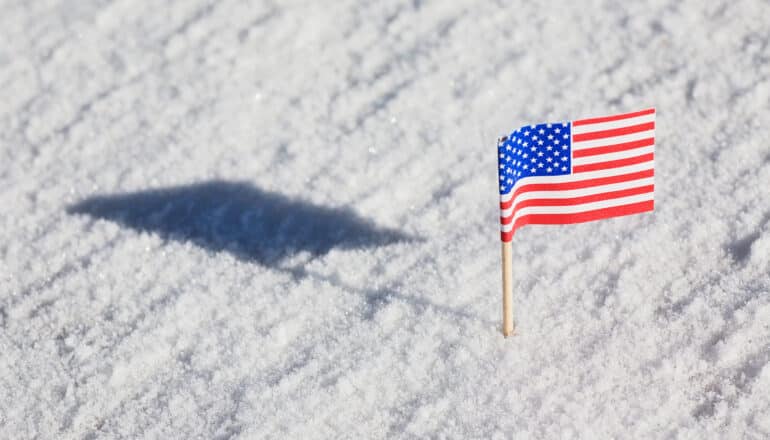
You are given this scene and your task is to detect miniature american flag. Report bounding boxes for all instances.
[498,108,655,241]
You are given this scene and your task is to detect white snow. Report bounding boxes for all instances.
[1,0,770,438]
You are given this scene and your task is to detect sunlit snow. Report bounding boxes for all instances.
[1,0,769,438]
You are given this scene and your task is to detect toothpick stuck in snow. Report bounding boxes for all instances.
[501,241,514,337]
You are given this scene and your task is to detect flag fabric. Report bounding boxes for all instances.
[497,108,655,242]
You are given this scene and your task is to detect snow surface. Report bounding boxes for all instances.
[1,0,770,438]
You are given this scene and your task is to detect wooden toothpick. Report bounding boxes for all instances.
[501,241,514,337]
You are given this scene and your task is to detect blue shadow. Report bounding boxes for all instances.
[67,180,411,266]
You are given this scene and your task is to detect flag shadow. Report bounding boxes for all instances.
[67,180,412,267]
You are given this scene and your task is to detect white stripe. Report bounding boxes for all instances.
[572,146,655,166]
[572,130,654,150]
[500,192,654,230]
[499,160,654,203]
[499,177,655,217]
[571,113,655,134]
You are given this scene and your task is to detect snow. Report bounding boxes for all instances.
[1,0,769,438]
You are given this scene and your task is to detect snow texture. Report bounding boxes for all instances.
[1,0,770,438]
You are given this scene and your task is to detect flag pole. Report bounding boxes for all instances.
[501,240,514,337]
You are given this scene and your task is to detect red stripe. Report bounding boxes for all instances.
[502,185,654,221]
[500,200,654,241]
[501,184,653,223]
[572,122,655,142]
[572,108,655,127]
[499,169,654,209]
[572,137,655,158]
[573,153,654,173]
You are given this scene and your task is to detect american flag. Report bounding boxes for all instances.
[498,108,655,241]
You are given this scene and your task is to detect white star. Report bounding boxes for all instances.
[555,128,561,133]
[563,134,569,139]
[562,122,568,127]
[517,139,522,144]
[524,130,530,136]
[546,157,553,163]
[531,158,537,163]
[561,166,567,171]
[506,145,512,150]
[523,141,528,147]
[523,164,528,169]
[500,164,504,169]
[561,156,568,161]
[523,153,528,158]
[547,134,554,140]
[554,151,560,156]
[500,176,505,181]
[538,140,544,145]
[499,153,505,158]
[530,168,536,173]
[505,156,511,162]
[546,145,553,151]
[532,135,538,141]
[554,139,560,145]
[538,162,544,168]
[562,145,568,150]
[501,185,505,190]
[539,129,545,134]
[547,167,553,173]
[538,152,544,157]
[530,147,536,152]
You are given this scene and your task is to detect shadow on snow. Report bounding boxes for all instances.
[67,180,412,267]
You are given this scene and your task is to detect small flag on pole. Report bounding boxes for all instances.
[498,108,655,240]
[496,108,655,336]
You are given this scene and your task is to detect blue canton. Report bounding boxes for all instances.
[498,121,572,194]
